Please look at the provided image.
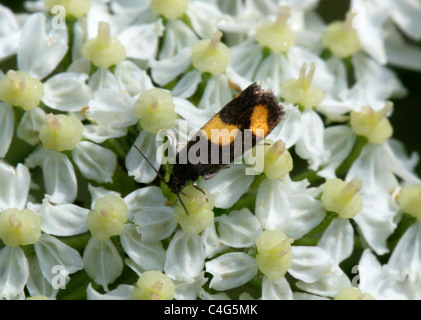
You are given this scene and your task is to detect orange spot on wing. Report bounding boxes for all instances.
[201,115,239,146]
[250,104,269,138]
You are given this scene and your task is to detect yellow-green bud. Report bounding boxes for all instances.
[0,70,44,111]
[255,6,295,53]
[350,103,393,144]
[86,195,129,240]
[191,31,231,75]
[280,62,325,110]
[44,0,92,18]
[132,270,175,300]
[150,0,190,20]
[134,88,177,134]
[397,185,421,220]
[39,114,84,151]
[0,208,41,247]
[322,11,362,58]
[321,178,363,219]
[26,295,50,300]
[174,185,214,234]
[335,287,375,300]
[263,139,293,180]
[82,21,126,68]
[256,229,293,279]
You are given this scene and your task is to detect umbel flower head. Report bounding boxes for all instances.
[1,0,421,301]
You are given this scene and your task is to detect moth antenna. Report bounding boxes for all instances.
[176,192,190,216]
[132,144,169,186]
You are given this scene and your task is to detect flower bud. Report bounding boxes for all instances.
[150,0,190,20]
[82,21,126,68]
[256,229,293,279]
[44,0,92,19]
[350,103,393,144]
[0,208,41,247]
[134,88,177,134]
[263,139,293,180]
[132,270,175,300]
[0,70,44,111]
[255,6,295,53]
[335,287,375,300]
[280,63,325,110]
[26,295,51,300]
[174,185,214,234]
[321,178,363,219]
[192,31,231,75]
[397,185,421,220]
[322,11,362,58]
[39,114,84,151]
[86,195,129,240]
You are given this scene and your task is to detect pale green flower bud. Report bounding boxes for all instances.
[256,229,293,279]
[350,103,393,144]
[86,195,129,240]
[150,0,190,19]
[322,11,362,58]
[174,185,214,234]
[255,6,295,53]
[192,31,231,75]
[321,178,363,219]
[132,270,175,300]
[397,185,421,220]
[134,88,177,134]
[335,287,375,300]
[26,295,51,300]
[39,114,84,151]
[44,0,92,18]
[0,208,41,247]
[280,63,325,110]
[0,70,44,111]
[263,139,293,180]
[82,21,126,68]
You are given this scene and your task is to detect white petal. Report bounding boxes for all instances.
[0,162,30,211]
[230,38,263,81]
[390,0,421,40]
[262,277,293,300]
[86,89,137,128]
[201,223,227,259]
[88,67,119,92]
[295,110,329,170]
[173,97,215,129]
[18,13,68,79]
[124,186,167,210]
[164,231,205,283]
[0,247,29,300]
[217,208,262,248]
[206,252,258,291]
[290,246,333,283]
[174,272,208,300]
[0,102,14,157]
[171,70,202,99]
[41,149,77,204]
[186,2,223,38]
[118,19,164,60]
[36,197,89,236]
[16,107,46,146]
[198,74,233,110]
[87,283,133,300]
[72,141,117,183]
[83,237,123,291]
[34,234,83,284]
[115,60,154,97]
[120,224,166,271]
[42,72,91,112]
[132,206,176,242]
[354,191,397,255]
[159,19,198,60]
[88,184,121,208]
[267,103,302,149]
[317,217,354,264]
[150,48,192,86]
[26,255,57,299]
[125,131,161,184]
[388,222,421,282]
[201,164,255,209]
[82,124,128,143]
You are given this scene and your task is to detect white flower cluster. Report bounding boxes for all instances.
[0,0,421,300]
